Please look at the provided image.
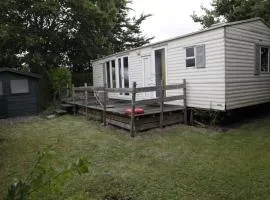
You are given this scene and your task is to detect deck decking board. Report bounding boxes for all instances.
[63,98,184,132]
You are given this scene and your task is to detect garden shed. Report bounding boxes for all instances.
[0,68,40,118]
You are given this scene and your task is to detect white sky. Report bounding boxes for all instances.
[129,0,212,43]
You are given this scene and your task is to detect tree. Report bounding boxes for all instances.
[191,0,270,28]
[50,67,72,102]
[0,0,153,72]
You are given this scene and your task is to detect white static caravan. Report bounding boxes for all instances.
[92,18,270,111]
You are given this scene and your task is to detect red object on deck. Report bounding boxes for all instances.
[125,107,144,115]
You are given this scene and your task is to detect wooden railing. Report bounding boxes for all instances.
[69,79,187,137]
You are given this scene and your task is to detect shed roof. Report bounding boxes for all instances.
[0,68,41,79]
[92,17,269,63]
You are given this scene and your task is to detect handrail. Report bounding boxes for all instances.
[72,83,184,93]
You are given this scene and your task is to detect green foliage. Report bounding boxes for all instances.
[0,0,153,106]
[0,0,153,72]
[191,0,270,28]
[5,181,30,200]
[5,150,89,200]
[72,72,92,86]
[50,67,72,93]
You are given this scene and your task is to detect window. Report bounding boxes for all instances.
[118,58,123,95]
[111,60,116,88]
[123,57,129,95]
[0,81,3,95]
[261,47,270,72]
[118,56,129,96]
[106,61,111,88]
[185,45,206,68]
[10,79,29,94]
[186,47,196,68]
[106,60,117,88]
[118,58,122,89]
[123,57,129,89]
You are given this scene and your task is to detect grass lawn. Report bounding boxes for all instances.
[1,115,270,200]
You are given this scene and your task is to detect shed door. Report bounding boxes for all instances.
[0,80,8,118]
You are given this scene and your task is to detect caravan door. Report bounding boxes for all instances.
[142,55,155,98]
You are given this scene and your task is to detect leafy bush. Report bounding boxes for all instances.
[50,67,72,92]
[50,67,72,101]
[5,150,89,200]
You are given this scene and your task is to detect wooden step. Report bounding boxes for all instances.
[55,109,67,115]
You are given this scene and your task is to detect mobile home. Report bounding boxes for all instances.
[92,18,270,111]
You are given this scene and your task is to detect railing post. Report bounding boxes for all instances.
[84,82,88,118]
[130,82,137,137]
[103,83,107,126]
[183,79,188,124]
[159,80,164,128]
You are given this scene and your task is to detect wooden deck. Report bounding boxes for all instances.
[62,79,187,136]
[63,98,185,132]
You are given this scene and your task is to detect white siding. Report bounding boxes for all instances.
[225,20,270,110]
[92,63,103,87]
[92,28,226,110]
[93,50,151,100]
[166,28,226,110]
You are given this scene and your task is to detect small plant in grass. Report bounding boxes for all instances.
[5,149,89,200]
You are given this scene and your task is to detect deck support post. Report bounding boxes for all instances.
[130,82,137,137]
[159,80,164,128]
[103,83,107,126]
[183,79,188,124]
[84,82,88,118]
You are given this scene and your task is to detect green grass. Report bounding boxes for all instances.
[1,115,270,199]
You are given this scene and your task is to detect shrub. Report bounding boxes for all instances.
[5,150,89,200]
[50,67,72,102]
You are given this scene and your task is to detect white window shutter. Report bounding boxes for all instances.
[196,45,206,68]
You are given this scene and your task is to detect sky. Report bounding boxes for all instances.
[129,0,212,43]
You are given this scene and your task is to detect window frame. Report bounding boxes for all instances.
[10,79,30,95]
[260,46,270,73]
[185,46,196,68]
[105,59,117,88]
[116,56,130,96]
[106,61,111,88]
